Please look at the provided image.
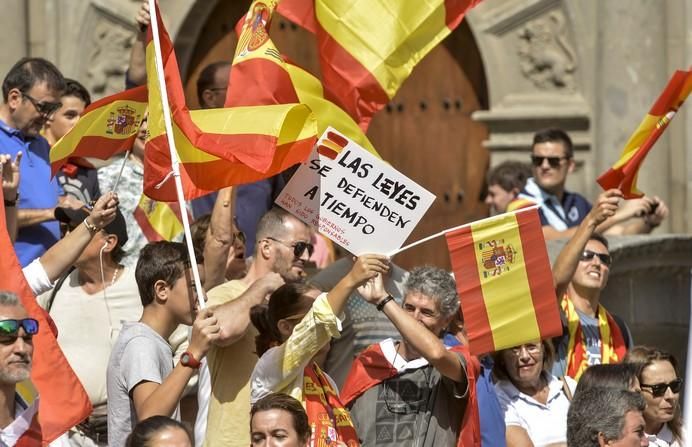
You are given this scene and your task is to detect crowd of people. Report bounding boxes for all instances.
[0,2,684,447]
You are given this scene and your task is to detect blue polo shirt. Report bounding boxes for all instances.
[519,178,591,231]
[0,119,62,266]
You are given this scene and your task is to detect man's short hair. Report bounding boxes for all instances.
[2,57,65,102]
[63,78,91,107]
[404,266,459,318]
[588,232,609,251]
[0,291,20,307]
[255,207,298,244]
[567,387,645,446]
[487,161,532,192]
[196,61,230,106]
[532,128,574,159]
[135,242,190,307]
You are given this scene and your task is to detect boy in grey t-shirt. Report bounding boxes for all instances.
[106,242,220,447]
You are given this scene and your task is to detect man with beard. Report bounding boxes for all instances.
[201,207,312,447]
[0,58,84,266]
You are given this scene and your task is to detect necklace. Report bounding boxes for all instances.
[109,266,120,287]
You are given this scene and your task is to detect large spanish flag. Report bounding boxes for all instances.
[133,194,187,242]
[597,69,692,198]
[143,3,317,201]
[50,86,147,175]
[226,0,378,156]
[0,189,92,444]
[277,0,483,129]
[446,207,561,355]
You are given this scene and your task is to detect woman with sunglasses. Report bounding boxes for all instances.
[492,340,576,447]
[625,346,684,446]
[249,254,389,446]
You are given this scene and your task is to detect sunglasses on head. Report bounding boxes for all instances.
[640,378,683,397]
[0,318,39,338]
[266,237,314,258]
[579,250,612,266]
[21,91,62,117]
[530,155,569,168]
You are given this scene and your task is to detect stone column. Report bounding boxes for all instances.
[0,0,28,76]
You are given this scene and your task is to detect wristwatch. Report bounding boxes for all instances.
[180,351,201,369]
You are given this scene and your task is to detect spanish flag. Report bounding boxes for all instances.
[0,188,92,444]
[50,86,147,175]
[597,69,692,198]
[446,207,561,355]
[277,0,483,129]
[133,195,187,242]
[226,0,378,156]
[143,3,317,202]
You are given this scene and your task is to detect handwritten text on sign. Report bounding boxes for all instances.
[275,127,435,255]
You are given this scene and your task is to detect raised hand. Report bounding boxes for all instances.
[588,189,622,227]
[1,152,21,201]
[188,307,221,359]
[645,196,668,228]
[346,254,390,288]
[357,272,388,304]
[87,192,119,230]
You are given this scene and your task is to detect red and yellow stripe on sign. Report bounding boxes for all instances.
[133,195,186,242]
[446,207,561,355]
[50,86,147,175]
[277,0,483,129]
[597,69,691,198]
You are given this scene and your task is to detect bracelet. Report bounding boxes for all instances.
[376,295,394,312]
[83,217,99,234]
[4,193,18,207]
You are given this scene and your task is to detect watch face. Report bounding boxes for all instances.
[181,353,191,364]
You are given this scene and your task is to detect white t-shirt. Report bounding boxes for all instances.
[22,258,53,296]
[646,423,681,447]
[494,373,577,446]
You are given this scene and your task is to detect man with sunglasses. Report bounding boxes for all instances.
[199,207,311,447]
[551,189,634,380]
[0,57,86,268]
[516,128,667,240]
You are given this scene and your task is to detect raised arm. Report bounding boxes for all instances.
[326,254,390,316]
[203,187,234,291]
[552,189,621,299]
[127,0,150,87]
[360,274,467,385]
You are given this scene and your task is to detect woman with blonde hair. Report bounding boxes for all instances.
[625,346,684,446]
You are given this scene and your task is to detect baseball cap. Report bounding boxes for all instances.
[55,205,129,248]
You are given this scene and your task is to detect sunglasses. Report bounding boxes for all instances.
[0,318,39,341]
[530,155,569,168]
[21,92,62,117]
[579,250,612,267]
[266,237,314,258]
[641,378,683,397]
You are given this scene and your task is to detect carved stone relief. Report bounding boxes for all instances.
[516,11,577,91]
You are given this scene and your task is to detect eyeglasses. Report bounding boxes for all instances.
[509,343,541,356]
[579,250,612,267]
[530,155,569,168]
[21,92,62,117]
[266,237,314,258]
[641,378,683,397]
[0,318,39,342]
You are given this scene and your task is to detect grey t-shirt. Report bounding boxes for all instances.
[348,360,467,447]
[106,322,179,447]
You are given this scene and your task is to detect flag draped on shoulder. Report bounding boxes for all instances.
[597,69,692,198]
[50,86,148,175]
[226,0,378,157]
[133,195,187,242]
[0,190,92,444]
[277,0,483,129]
[445,207,561,355]
[143,3,317,202]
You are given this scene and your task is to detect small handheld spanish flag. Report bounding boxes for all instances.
[597,69,691,198]
[446,207,562,355]
[133,194,187,242]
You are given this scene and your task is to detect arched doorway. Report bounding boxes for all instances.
[182,2,489,270]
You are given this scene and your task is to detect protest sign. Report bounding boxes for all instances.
[276,127,435,255]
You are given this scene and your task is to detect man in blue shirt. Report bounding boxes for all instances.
[517,128,667,239]
[0,57,82,266]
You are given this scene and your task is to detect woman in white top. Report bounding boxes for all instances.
[493,340,576,447]
[625,346,684,447]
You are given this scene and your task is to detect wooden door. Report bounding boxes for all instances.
[183,2,489,270]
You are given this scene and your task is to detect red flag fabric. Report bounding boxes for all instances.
[597,69,692,198]
[0,189,92,444]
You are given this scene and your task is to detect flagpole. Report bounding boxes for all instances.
[148,0,205,309]
[387,205,540,257]
[112,150,130,194]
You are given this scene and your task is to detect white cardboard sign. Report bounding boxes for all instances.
[275,127,436,255]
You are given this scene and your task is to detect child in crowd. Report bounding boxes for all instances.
[107,242,220,447]
[250,254,389,446]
